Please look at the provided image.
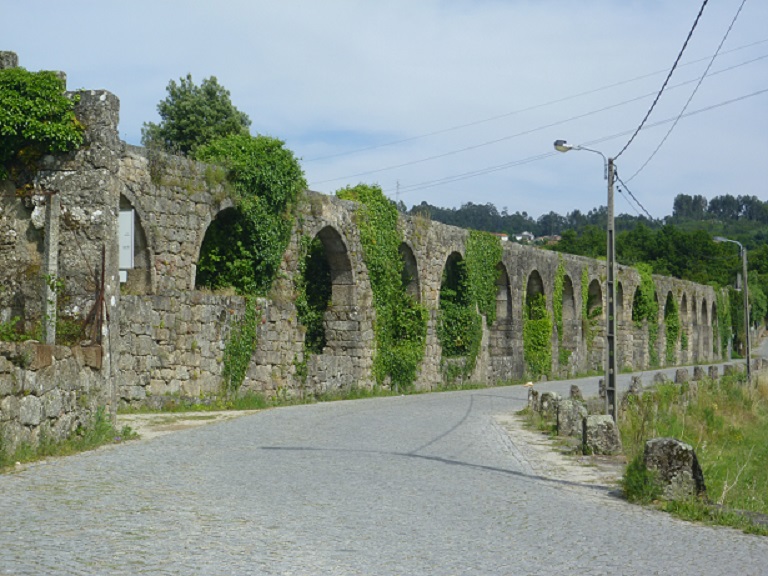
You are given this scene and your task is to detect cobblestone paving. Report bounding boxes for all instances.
[2,379,768,575]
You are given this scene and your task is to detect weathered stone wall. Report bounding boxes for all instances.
[0,51,728,415]
[0,342,107,453]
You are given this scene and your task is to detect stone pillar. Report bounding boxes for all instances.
[42,192,60,345]
[0,51,18,69]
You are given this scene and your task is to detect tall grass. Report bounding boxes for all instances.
[620,371,768,522]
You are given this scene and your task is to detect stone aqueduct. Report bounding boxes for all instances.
[0,53,723,419]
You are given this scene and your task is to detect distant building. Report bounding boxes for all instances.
[514,231,535,242]
[491,232,509,242]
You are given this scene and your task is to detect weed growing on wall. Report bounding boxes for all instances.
[0,68,83,180]
[523,292,552,377]
[336,184,428,390]
[221,296,260,396]
[633,263,659,367]
[581,267,596,351]
[552,257,571,367]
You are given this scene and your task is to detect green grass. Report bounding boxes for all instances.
[619,370,768,533]
[0,408,136,472]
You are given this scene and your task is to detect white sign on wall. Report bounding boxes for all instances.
[118,209,134,283]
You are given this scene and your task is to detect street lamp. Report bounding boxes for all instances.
[714,236,751,382]
[554,140,618,421]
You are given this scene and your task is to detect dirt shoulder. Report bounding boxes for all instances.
[118,410,261,441]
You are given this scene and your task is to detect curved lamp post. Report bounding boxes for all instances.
[554,140,617,422]
[714,236,751,383]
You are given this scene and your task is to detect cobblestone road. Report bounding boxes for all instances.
[2,373,768,574]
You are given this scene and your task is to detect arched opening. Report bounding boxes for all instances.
[680,293,690,359]
[438,252,477,359]
[617,282,624,324]
[701,298,710,361]
[664,291,679,365]
[559,275,576,371]
[119,194,151,293]
[298,226,354,356]
[711,301,719,358]
[495,262,512,323]
[398,242,420,301]
[524,270,551,377]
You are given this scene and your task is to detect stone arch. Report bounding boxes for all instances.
[664,291,678,365]
[711,300,720,358]
[680,293,690,361]
[525,270,545,313]
[438,251,476,363]
[398,242,420,301]
[587,279,603,320]
[559,274,577,372]
[194,206,240,290]
[700,298,710,361]
[495,262,512,323]
[118,194,152,293]
[315,226,355,307]
[617,281,624,323]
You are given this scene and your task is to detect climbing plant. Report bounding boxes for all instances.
[195,133,305,295]
[552,257,571,366]
[664,296,680,364]
[0,68,83,180]
[523,291,552,377]
[581,267,598,351]
[336,184,428,390]
[295,235,331,357]
[633,263,659,367]
[221,296,260,396]
[465,230,503,326]
[716,288,731,357]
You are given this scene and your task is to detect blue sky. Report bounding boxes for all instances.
[3,0,767,220]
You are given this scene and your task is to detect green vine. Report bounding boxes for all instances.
[465,230,503,326]
[0,68,84,180]
[523,292,552,377]
[336,184,428,390]
[553,257,571,366]
[581,267,597,350]
[664,295,680,364]
[716,288,731,357]
[222,296,260,396]
[633,263,659,367]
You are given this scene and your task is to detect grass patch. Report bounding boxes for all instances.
[0,408,136,472]
[619,370,768,532]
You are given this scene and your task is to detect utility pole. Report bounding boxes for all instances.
[606,158,617,421]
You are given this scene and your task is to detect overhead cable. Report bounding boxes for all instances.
[614,0,709,160]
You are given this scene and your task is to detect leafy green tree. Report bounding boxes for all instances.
[0,68,83,179]
[142,74,251,156]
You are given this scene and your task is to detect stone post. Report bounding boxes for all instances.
[43,192,60,345]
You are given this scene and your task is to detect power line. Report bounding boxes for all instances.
[310,53,767,187]
[626,0,748,182]
[614,0,709,160]
[387,87,768,197]
[615,172,654,220]
[304,37,768,164]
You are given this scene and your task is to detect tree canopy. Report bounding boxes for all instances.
[142,74,251,156]
[0,68,83,179]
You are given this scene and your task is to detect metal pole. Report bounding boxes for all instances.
[606,158,617,422]
[742,245,751,383]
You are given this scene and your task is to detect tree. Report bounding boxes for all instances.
[142,74,251,156]
[0,68,83,179]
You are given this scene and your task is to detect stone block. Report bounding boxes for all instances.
[674,368,689,384]
[80,345,103,370]
[1,396,20,421]
[723,364,737,376]
[538,391,560,420]
[569,384,583,401]
[708,366,719,380]
[19,395,43,426]
[582,415,622,455]
[644,437,706,500]
[43,390,64,419]
[653,372,671,384]
[557,398,587,437]
[693,366,705,381]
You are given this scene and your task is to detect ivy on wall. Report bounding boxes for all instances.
[523,292,552,377]
[195,133,305,295]
[465,230,503,327]
[336,184,428,390]
[581,267,597,351]
[0,68,83,180]
[221,296,260,396]
[553,257,571,366]
[716,288,731,356]
[664,296,680,364]
[633,263,659,367]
